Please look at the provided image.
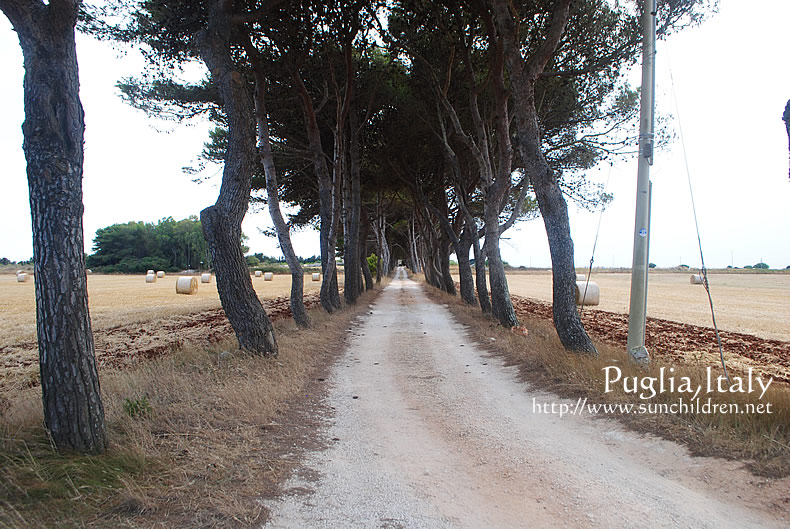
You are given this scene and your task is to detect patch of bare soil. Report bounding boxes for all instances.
[0,293,323,391]
[511,295,790,384]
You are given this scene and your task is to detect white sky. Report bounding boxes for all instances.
[1,0,788,269]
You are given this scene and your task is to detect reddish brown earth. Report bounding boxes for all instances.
[4,289,787,390]
[0,293,322,390]
[511,295,790,385]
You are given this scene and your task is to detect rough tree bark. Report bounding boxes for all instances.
[472,228,491,314]
[456,189,491,314]
[434,26,517,326]
[344,102,363,304]
[439,237,457,295]
[1,0,107,454]
[457,226,477,305]
[418,187,463,299]
[484,24,519,329]
[484,206,518,326]
[291,69,341,312]
[243,37,309,328]
[373,194,391,281]
[490,0,596,353]
[408,216,422,273]
[360,206,374,290]
[197,0,277,355]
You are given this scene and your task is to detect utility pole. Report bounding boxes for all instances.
[627,0,656,364]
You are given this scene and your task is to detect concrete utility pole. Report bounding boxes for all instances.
[627,0,656,364]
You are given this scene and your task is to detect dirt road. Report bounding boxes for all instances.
[263,270,788,528]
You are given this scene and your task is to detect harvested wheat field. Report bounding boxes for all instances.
[504,270,790,342]
[496,270,790,385]
[0,273,331,390]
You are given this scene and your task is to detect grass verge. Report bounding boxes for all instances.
[0,285,384,528]
[425,285,790,478]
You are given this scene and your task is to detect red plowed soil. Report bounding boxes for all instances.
[511,295,790,384]
[0,294,322,390]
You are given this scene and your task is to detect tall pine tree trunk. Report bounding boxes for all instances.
[291,70,340,313]
[457,191,491,313]
[484,206,519,327]
[490,0,596,353]
[244,42,309,328]
[472,235,492,314]
[408,216,422,273]
[439,236,456,295]
[344,106,363,304]
[373,203,390,282]
[457,226,477,305]
[360,207,374,290]
[2,0,107,454]
[197,0,277,355]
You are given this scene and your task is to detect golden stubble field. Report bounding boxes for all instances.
[0,273,326,346]
[4,270,788,344]
[501,271,790,342]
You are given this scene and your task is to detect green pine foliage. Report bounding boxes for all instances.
[86,216,210,273]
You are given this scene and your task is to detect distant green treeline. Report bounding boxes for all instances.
[86,216,210,273]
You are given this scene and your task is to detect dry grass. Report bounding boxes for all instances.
[427,286,790,478]
[456,270,790,341]
[0,285,380,529]
[0,273,332,346]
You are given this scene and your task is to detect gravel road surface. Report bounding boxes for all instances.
[263,269,788,528]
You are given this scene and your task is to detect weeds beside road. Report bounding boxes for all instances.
[429,286,790,478]
[0,286,384,528]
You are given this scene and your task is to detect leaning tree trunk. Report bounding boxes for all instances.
[484,207,519,328]
[360,249,374,291]
[292,69,340,313]
[359,209,374,291]
[328,162,343,309]
[373,209,390,282]
[344,106,363,304]
[408,216,422,273]
[245,47,309,328]
[197,0,277,355]
[2,0,107,454]
[457,193,491,313]
[473,237,492,314]
[457,226,477,305]
[491,0,596,353]
[531,169,595,351]
[439,236,457,296]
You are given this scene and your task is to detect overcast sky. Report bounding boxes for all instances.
[1,0,788,269]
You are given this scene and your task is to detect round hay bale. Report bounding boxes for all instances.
[690,274,704,285]
[16,270,24,275]
[576,273,586,281]
[176,276,198,295]
[254,270,262,277]
[16,273,28,282]
[312,272,321,282]
[156,271,165,278]
[147,269,155,275]
[145,273,156,283]
[200,273,211,284]
[264,272,274,281]
[575,281,600,306]
[86,269,92,275]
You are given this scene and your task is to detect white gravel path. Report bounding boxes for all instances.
[262,269,788,529]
